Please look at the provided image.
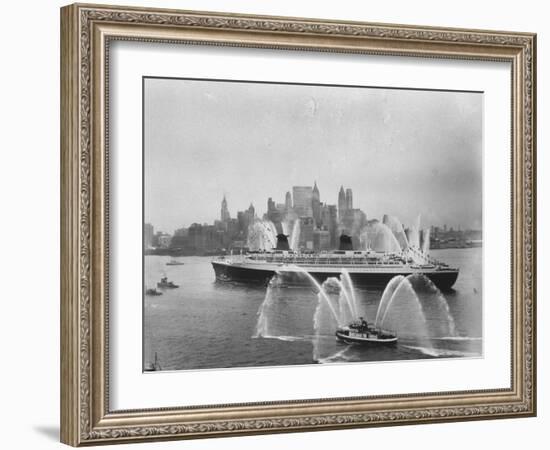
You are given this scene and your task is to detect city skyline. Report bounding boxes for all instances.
[147,186,482,236]
[146,183,480,236]
[144,78,482,234]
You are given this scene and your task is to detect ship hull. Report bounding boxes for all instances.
[212,261,459,291]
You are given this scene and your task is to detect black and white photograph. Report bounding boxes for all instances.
[143,77,483,371]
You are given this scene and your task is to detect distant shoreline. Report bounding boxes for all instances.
[144,244,482,257]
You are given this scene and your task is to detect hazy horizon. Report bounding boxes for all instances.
[144,78,483,235]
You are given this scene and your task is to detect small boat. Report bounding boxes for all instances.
[166,259,185,266]
[144,352,162,372]
[336,318,397,345]
[157,276,179,289]
[145,288,162,296]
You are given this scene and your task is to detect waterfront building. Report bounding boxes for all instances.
[321,204,338,248]
[170,227,189,250]
[267,197,275,213]
[341,208,367,249]
[188,223,225,254]
[345,188,353,210]
[237,211,247,235]
[293,186,313,217]
[266,197,284,224]
[144,223,154,249]
[299,216,315,250]
[313,228,331,251]
[154,232,172,249]
[237,204,255,239]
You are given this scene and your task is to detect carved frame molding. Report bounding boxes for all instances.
[61,3,536,446]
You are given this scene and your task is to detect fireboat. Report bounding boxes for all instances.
[211,234,459,290]
[335,318,398,345]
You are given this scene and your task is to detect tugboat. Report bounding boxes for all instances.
[145,287,163,296]
[212,234,459,290]
[157,276,179,289]
[335,317,398,345]
[166,259,185,266]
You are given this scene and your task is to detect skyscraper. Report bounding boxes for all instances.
[345,188,353,210]
[267,197,276,213]
[247,203,255,218]
[266,197,284,224]
[220,195,231,222]
[299,216,315,250]
[338,186,346,221]
[293,186,313,217]
[321,204,338,248]
[313,228,331,251]
[312,181,321,226]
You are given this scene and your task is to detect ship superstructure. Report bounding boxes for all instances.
[212,234,459,290]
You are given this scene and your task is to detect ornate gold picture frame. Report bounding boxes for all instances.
[60,3,536,446]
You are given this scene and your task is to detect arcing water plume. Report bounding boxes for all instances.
[421,228,431,254]
[281,220,289,236]
[383,215,409,250]
[255,267,460,363]
[336,288,356,326]
[254,267,364,362]
[247,219,277,251]
[407,214,422,249]
[380,213,434,265]
[312,278,341,361]
[375,274,457,340]
[407,274,457,337]
[374,275,434,355]
[291,266,340,323]
[333,279,357,326]
[254,273,316,340]
[289,219,301,252]
[375,275,405,328]
[340,269,359,319]
[254,275,280,338]
[360,222,402,253]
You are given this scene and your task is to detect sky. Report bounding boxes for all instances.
[144,77,482,234]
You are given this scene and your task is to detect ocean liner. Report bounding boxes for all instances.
[212,234,459,290]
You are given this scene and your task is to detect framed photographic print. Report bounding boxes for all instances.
[60,3,536,446]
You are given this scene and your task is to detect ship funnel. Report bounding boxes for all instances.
[275,234,290,251]
[339,234,353,251]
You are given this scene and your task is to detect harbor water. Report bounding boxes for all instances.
[143,248,482,371]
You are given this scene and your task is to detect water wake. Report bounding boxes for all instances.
[432,336,482,341]
[402,345,478,358]
[260,335,308,342]
[316,347,351,364]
